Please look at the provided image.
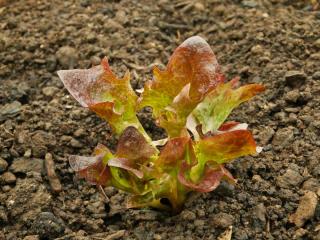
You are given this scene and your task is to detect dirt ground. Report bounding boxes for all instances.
[1,0,320,239]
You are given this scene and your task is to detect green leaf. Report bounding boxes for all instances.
[189,130,258,182]
[192,78,265,134]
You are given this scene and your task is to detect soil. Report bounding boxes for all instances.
[1,0,320,239]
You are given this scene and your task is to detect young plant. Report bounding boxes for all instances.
[58,36,265,212]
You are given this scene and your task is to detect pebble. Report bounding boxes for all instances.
[211,212,234,228]
[32,212,65,239]
[276,169,303,188]
[289,191,318,227]
[42,86,59,97]
[315,39,320,48]
[250,203,266,230]
[32,130,57,147]
[272,127,294,150]
[45,153,62,193]
[0,207,8,223]
[180,209,196,221]
[0,157,8,173]
[215,181,235,197]
[302,178,320,192]
[313,71,320,80]
[1,171,16,184]
[258,126,275,145]
[0,231,5,240]
[242,0,258,8]
[104,19,123,33]
[0,101,22,121]
[310,53,320,60]
[285,71,307,88]
[70,138,83,148]
[10,158,43,174]
[293,228,307,239]
[194,219,205,227]
[23,236,40,240]
[56,46,78,69]
[284,89,300,103]
[73,128,86,137]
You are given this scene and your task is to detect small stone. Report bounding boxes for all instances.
[86,32,96,43]
[194,2,205,11]
[285,71,307,88]
[194,219,205,227]
[0,231,5,240]
[180,209,196,221]
[10,158,43,174]
[70,138,83,148]
[302,178,320,192]
[130,210,159,221]
[90,56,101,66]
[56,46,78,68]
[211,212,234,228]
[312,71,320,80]
[23,235,40,240]
[272,127,294,150]
[310,53,320,60]
[315,39,320,49]
[250,203,266,230]
[289,191,318,227]
[258,126,275,145]
[285,90,300,103]
[24,149,32,158]
[42,86,59,97]
[242,0,258,8]
[2,185,11,192]
[32,212,65,239]
[293,228,308,239]
[60,135,72,142]
[0,101,22,121]
[251,44,263,54]
[0,207,8,224]
[115,10,127,25]
[73,128,86,137]
[104,19,123,33]
[0,157,8,173]
[215,181,235,197]
[32,131,57,147]
[277,169,303,188]
[1,172,16,184]
[45,153,62,193]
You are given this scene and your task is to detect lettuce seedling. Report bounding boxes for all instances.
[58,36,265,212]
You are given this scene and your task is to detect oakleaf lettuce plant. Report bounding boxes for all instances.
[58,36,265,212]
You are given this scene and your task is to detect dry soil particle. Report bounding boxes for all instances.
[1,0,320,239]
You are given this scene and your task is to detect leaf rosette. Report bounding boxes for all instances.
[58,36,265,212]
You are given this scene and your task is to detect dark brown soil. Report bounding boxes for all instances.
[1,0,320,239]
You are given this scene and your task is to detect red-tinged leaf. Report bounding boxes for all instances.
[93,143,113,157]
[139,36,225,137]
[195,130,258,165]
[58,58,150,140]
[193,79,265,133]
[155,136,190,166]
[220,165,236,184]
[108,158,143,179]
[116,126,157,160]
[57,65,104,107]
[187,130,258,183]
[69,155,111,186]
[218,121,241,131]
[178,162,225,192]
